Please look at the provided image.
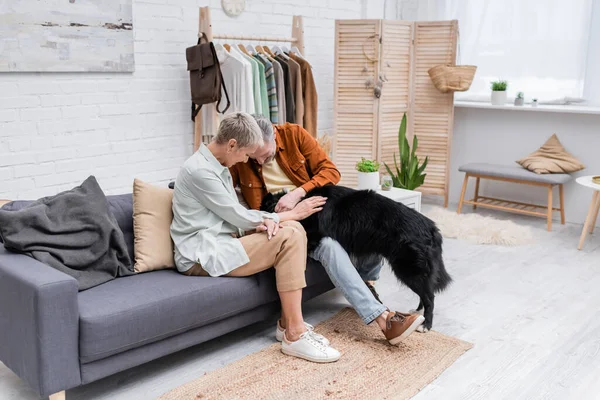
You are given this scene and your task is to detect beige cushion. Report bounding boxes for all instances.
[132,179,175,273]
[516,134,585,174]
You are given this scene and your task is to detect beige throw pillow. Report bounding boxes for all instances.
[516,134,585,174]
[132,179,175,273]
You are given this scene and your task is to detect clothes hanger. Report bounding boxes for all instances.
[214,43,228,59]
[290,46,304,59]
[270,45,282,56]
[278,49,290,60]
[227,44,246,63]
[223,43,231,52]
[264,46,276,58]
[238,44,251,55]
[255,45,265,54]
[230,45,243,56]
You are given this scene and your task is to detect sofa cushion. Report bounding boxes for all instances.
[132,179,175,273]
[78,270,277,363]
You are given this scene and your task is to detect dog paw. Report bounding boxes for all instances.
[416,325,430,333]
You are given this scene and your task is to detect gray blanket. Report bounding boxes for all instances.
[0,176,134,290]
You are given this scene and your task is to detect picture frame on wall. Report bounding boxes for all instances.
[0,0,135,72]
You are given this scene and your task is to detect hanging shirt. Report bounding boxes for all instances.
[286,57,304,128]
[227,48,255,114]
[254,54,278,124]
[253,56,270,120]
[215,48,248,113]
[289,52,318,137]
[270,58,287,124]
[275,55,296,123]
[233,47,262,115]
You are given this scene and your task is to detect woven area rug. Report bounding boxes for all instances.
[425,207,535,246]
[159,308,472,400]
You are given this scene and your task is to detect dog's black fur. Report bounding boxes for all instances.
[260,185,452,331]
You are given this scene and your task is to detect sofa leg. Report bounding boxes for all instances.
[49,391,65,400]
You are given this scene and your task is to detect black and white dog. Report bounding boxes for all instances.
[261,185,452,331]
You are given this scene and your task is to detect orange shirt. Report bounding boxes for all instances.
[230,123,340,210]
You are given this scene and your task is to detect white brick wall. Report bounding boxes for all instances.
[0,0,367,200]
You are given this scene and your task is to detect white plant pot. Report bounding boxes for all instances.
[491,90,507,105]
[357,171,380,191]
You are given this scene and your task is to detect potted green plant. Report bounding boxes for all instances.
[356,158,380,190]
[514,91,524,106]
[490,80,508,105]
[383,113,428,191]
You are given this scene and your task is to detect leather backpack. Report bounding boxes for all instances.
[186,33,230,121]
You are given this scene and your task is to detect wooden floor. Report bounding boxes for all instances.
[1,203,599,400]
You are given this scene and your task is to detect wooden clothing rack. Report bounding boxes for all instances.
[194,6,305,151]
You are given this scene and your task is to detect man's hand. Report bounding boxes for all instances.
[255,219,281,240]
[275,188,306,212]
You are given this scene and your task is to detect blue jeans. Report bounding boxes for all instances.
[310,237,387,324]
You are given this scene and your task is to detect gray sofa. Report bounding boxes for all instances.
[0,193,334,399]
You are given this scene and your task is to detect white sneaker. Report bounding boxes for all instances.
[275,320,330,346]
[281,331,341,363]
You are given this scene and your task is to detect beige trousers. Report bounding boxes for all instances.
[184,221,307,292]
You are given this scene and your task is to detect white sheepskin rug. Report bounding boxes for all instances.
[424,207,535,246]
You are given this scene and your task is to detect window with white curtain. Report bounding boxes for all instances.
[418,0,594,103]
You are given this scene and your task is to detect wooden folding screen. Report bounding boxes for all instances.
[333,19,457,206]
[377,21,413,176]
[332,20,381,187]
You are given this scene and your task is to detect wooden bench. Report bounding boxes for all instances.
[457,163,572,231]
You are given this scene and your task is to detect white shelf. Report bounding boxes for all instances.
[454,100,600,116]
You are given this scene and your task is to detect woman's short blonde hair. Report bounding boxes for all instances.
[215,112,264,148]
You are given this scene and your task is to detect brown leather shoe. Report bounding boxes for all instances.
[382,311,425,345]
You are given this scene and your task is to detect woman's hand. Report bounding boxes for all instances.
[255,218,281,240]
[290,196,327,220]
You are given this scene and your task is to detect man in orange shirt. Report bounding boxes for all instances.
[230,115,425,345]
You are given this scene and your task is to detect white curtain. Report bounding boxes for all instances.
[419,0,594,103]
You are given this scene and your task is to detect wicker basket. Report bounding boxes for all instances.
[428,65,477,94]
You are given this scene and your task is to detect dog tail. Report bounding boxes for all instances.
[430,229,452,293]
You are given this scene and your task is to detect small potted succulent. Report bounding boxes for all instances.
[532,98,538,107]
[356,158,380,191]
[490,80,508,105]
[514,91,524,106]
